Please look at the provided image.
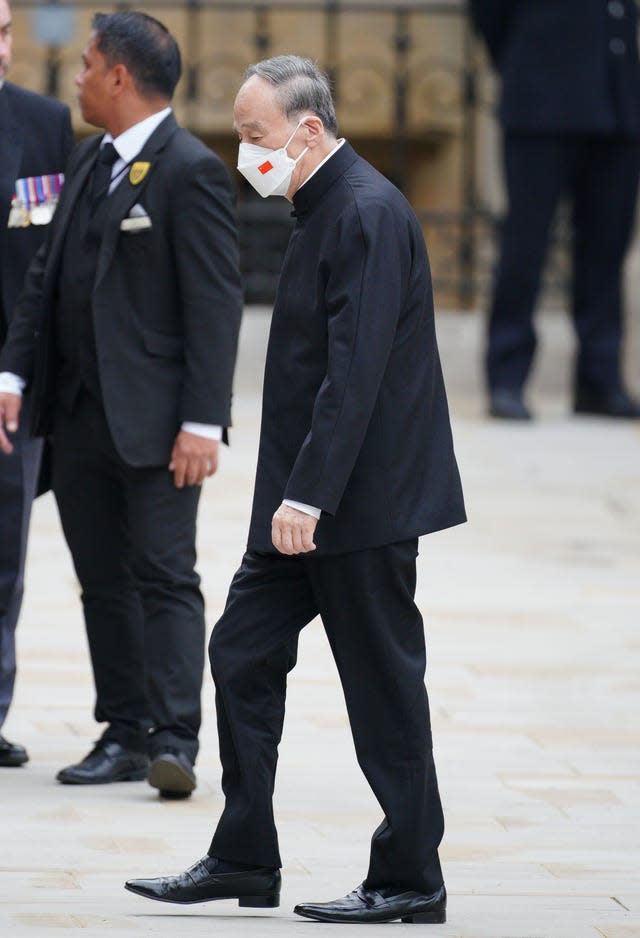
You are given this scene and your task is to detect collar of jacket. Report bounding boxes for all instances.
[101,109,178,163]
[291,140,359,219]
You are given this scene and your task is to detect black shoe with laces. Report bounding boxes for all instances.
[56,740,149,784]
[0,734,29,767]
[148,747,196,798]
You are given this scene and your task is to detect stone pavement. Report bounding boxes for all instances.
[1,309,639,938]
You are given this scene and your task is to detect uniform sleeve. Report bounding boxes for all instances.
[283,199,408,515]
[170,155,243,428]
[0,240,48,382]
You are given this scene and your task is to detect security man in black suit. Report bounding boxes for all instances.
[126,55,465,924]
[0,12,242,795]
[470,0,640,419]
[0,0,73,768]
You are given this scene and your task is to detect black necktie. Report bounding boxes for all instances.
[90,142,119,208]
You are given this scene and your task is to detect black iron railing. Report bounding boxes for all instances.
[11,1,569,308]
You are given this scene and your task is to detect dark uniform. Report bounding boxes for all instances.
[470,0,640,415]
[0,82,73,749]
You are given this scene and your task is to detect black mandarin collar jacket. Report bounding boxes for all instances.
[248,141,466,556]
[291,141,358,220]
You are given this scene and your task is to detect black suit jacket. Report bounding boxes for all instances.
[0,112,243,466]
[247,142,466,556]
[469,0,640,135]
[0,82,73,345]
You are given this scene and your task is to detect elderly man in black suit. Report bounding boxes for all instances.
[125,55,466,924]
[0,0,73,768]
[471,0,640,420]
[0,12,242,795]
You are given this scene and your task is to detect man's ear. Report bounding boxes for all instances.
[302,115,326,149]
[110,62,129,97]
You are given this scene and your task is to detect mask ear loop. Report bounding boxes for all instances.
[283,118,310,163]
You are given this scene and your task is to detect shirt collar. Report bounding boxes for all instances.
[102,106,172,163]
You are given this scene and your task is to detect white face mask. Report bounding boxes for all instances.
[237,119,309,198]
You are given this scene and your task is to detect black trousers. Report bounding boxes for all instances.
[51,392,204,761]
[487,132,640,393]
[208,541,444,894]
[0,400,42,730]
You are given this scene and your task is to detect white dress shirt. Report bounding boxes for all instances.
[103,107,172,192]
[0,107,222,442]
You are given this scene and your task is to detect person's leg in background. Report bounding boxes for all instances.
[571,134,640,417]
[0,415,42,767]
[52,393,149,784]
[487,132,573,419]
[125,461,204,797]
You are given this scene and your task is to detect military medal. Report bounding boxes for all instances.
[7,198,28,228]
[9,178,31,227]
[9,174,64,227]
[27,176,46,225]
[30,175,55,225]
[30,202,54,225]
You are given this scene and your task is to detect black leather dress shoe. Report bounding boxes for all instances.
[294,883,446,924]
[489,389,532,421]
[574,385,640,418]
[56,740,149,784]
[148,748,196,798]
[125,855,281,907]
[0,734,29,767]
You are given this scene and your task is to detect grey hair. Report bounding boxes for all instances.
[244,54,338,137]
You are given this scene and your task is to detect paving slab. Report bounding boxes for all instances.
[0,308,639,938]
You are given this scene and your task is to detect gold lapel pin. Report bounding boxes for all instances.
[129,162,151,186]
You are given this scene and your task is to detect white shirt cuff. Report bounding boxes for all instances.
[0,372,26,396]
[283,499,322,520]
[181,422,223,441]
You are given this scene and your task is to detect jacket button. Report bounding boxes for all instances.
[608,0,625,17]
[609,38,626,55]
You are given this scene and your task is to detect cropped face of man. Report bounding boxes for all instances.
[233,74,313,198]
[233,75,296,149]
[0,0,13,85]
[74,32,114,128]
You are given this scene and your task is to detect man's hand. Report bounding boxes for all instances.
[169,431,219,488]
[0,393,22,455]
[272,503,318,555]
